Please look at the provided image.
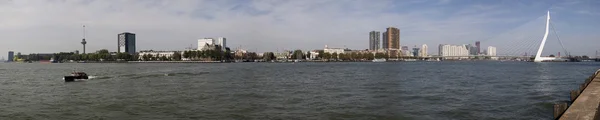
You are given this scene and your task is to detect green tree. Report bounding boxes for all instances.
[147,54,154,61]
[172,52,182,61]
[323,52,331,60]
[263,52,275,61]
[224,48,233,61]
[549,54,555,57]
[384,53,390,59]
[365,53,374,60]
[291,50,304,60]
[142,54,148,61]
[317,50,325,59]
[131,54,139,61]
[160,56,168,61]
[97,49,109,54]
[375,53,386,59]
[183,51,190,59]
[329,53,338,60]
[339,53,348,61]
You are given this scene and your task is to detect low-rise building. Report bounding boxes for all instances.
[323,45,350,54]
[274,51,291,60]
[138,50,181,60]
[308,50,320,60]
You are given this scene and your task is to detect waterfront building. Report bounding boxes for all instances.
[215,37,227,51]
[421,44,428,57]
[382,32,388,50]
[487,46,497,60]
[412,48,420,57]
[138,50,181,60]
[309,50,320,60]
[466,44,478,55]
[197,38,214,51]
[475,41,481,54]
[7,51,14,62]
[324,45,348,54]
[118,32,136,55]
[200,44,222,51]
[438,44,469,59]
[401,46,409,56]
[274,51,290,60]
[234,49,247,58]
[369,31,380,50]
[383,27,400,50]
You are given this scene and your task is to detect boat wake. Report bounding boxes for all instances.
[87,76,112,80]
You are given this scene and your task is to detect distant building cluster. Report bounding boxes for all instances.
[436,41,497,60]
[438,44,470,59]
[368,27,434,57]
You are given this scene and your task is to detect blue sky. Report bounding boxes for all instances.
[0,0,599,59]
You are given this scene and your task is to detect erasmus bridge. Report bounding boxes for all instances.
[422,11,571,62]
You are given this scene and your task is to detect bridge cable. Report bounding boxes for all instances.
[549,21,570,56]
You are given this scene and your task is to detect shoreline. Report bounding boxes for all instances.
[5,59,598,64]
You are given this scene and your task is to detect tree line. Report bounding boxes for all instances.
[24,49,138,62]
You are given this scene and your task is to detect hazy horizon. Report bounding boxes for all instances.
[1,0,599,58]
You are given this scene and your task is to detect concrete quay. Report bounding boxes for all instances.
[556,69,600,120]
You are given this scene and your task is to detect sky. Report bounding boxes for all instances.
[1,0,599,59]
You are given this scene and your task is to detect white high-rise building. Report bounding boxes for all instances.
[438,44,469,59]
[421,44,428,57]
[215,37,227,50]
[487,46,497,60]
[198,38,214,50]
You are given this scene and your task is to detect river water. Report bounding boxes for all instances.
[0,62,599,119]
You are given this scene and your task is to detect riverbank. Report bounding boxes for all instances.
[555,69,600,119]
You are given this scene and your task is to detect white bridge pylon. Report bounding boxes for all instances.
[533,11,566,62]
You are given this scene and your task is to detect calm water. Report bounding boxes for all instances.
[1,62,599,120]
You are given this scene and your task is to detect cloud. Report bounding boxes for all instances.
[0,0,598,58]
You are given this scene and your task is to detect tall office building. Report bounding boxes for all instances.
[118,32,136,55]
[382,32,388,50]
[466,44,478,55]
[384,27,400,49]
[198,38,214,50]
[7,51,14,62]
[475,41,481,54]
[487,46,497,56]
[215,37,227,50]
[421,44,428,57]
[412,48,420,57]
[487,46,497,60]
[369,31,380,50]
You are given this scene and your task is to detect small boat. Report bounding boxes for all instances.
[372,58,386,62]
[64,72,89,82]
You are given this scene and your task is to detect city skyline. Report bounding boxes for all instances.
[1,0,599,58]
